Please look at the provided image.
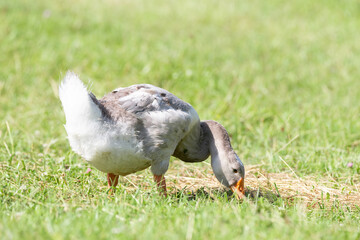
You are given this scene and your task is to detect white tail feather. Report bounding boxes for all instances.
[59,72,103,158]
[59,72,102,127]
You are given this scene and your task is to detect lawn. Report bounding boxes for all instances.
[1,0,360,239]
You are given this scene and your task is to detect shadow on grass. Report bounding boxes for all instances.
[173,187,280,203]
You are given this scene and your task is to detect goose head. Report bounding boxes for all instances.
[204,120,245,198]
[211,149,245,198]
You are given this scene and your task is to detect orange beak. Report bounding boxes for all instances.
[230,178,245,199]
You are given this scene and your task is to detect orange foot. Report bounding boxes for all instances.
[153,175,167,197]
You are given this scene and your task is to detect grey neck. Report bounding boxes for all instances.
[173,120,233,163]
[202,120,234,161]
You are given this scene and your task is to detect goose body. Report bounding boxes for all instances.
[59,72,245,197]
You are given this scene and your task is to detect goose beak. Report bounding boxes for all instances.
[230,178,245,199]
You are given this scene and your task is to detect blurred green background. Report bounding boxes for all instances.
[1,0,360,239]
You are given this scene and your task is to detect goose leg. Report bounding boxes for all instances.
[153,175,167,197]
[107,173,119,193]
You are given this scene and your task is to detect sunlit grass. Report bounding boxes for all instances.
[1,0,360,239]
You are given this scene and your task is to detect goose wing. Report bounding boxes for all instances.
[99,84,199,159]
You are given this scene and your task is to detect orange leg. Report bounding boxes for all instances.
[153,175,167,197]
[107,173,119,192]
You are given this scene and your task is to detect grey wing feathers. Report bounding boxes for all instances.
[98,83,200,142]
[98,84,199,160]
[102,84,193,115]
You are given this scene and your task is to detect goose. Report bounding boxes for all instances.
[59,72,245,198]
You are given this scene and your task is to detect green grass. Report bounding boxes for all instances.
[1,0,360,239]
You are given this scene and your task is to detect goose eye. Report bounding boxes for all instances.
[233,169,238,173]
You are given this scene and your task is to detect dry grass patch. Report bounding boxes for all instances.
[245,165,360,208]
[119,161,360,208]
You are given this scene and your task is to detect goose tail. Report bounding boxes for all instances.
[59,72,104,157]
